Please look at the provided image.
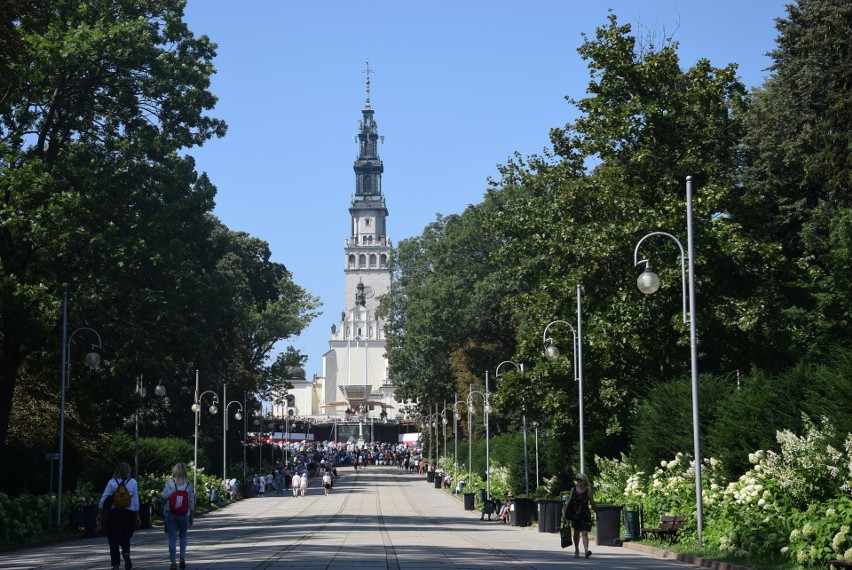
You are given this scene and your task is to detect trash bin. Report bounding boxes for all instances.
[595,504,623,546]
[434,472,443,488]
[510,497,536,527]
[463,492,475,510]
[623,504,640,541]
[537,499,562,533]
[242,482,254,498]
[476,489,486,504]
[138,503,152,529]
[427,470,435,483]
[81,505,106,538]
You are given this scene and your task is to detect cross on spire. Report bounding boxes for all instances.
[364,59,372,109]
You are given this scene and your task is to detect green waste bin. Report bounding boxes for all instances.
[476,489,486,504]
[623,504,640,541]
[595,504,623,546]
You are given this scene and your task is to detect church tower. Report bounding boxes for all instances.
[321,65,397,420]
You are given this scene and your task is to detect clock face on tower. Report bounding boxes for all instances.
[363,286,374,298]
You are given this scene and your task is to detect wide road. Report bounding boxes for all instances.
[0,466,697,569]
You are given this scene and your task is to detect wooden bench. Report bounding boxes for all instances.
[641,515,685,544]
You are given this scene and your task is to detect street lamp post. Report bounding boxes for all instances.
[452,398,472,488]
[467,385,491,498]
[495,361,528,495]
[191,371,219,489]
[632,175,703,547]
[532,421,540,487]
[57,292,102,530]
[222,383,243,484]
[135,376,166,479]
[542,288,585,473]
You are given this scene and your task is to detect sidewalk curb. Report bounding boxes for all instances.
[623,541,755,570]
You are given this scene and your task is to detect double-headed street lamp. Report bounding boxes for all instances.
[58,293,102,530]
[222,383,243,485]
[135,376,166,479]
[632,175,703,547]
[495,361,528,495]
[542,286,585,473]
[452,396,472,489]
[191,370,219,489]
[437,403,452,473]
[467,383,491,499]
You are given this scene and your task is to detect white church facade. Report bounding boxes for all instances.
[277,72,403,436]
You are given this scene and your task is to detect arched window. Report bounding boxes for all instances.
[380,254,388,266]
[370,254,377,267]
[359,254,366,267]
[363,174,372,193]
[349,255,356,268]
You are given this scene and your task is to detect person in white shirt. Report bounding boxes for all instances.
[162,462,196,570]
[96,461,140,570]
[322,471,333,496]
[291,472,301,497]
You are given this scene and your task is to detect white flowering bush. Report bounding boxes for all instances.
[595,417,851,567]
[594,453,644,504]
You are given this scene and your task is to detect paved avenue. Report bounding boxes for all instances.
[0,466,697,569]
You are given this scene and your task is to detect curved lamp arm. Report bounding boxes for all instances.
[65,327,103,388]
[225,401,244,428]
[542,320,578,381]
[495,360,523,377]
[193,390,219,424]
[633,231,689,324]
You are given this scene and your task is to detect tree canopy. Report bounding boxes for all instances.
[384,4,851,474]
[0,0,319,490]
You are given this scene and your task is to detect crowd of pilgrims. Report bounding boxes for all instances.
[238,441,424,498]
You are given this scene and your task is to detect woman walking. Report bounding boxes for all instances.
[96,461,141,570]
[162,462,196,570]
[562,473,597,558]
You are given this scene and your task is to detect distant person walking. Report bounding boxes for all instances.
[300,470,308,496]
[162,462,196,570]
[291,472,301,497]
[322,471,333,496]
[96,461,141,570]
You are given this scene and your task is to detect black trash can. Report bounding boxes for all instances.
[434,472,443,488]
[623,504,640,541]
[138,503,152,529]
[476,489,486,504]
[427,470,435,483]
[242,482,254,499]
[595,504,623,546]
[537,499,562,533]
[510,497,536,527]
[82,506,106,538]
[463,492,475,510]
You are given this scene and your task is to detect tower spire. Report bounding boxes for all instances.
[364,59,372,109]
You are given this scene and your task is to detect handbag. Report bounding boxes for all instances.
[560,521,573,548]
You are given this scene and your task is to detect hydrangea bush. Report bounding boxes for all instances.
[594,417,851,567]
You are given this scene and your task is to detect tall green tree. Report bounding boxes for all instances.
[0,0,227,449]
[738,0,852,361]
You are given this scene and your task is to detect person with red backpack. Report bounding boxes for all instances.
[161,462,196,570]
[95,461,141,570]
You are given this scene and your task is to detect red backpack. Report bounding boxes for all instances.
[169,480,190,515]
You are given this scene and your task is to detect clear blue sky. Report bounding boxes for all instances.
[182,0,788,379]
